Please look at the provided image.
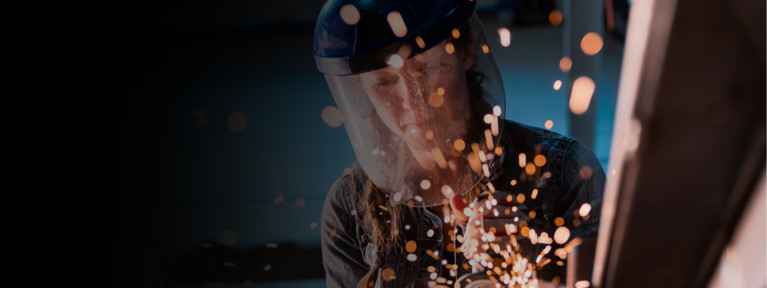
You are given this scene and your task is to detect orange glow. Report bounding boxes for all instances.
[553,80,562,90]
[580,32,603,55]
[549,10,563,26]
[431,148,448,169]
[517,193,526,203]
[554,217,565,226]
[340,4,360,25]
[544,120,554,129]
[454,139,466,151]
[382,267,396,281]
[406,240,417,252]
[510,179,517,186]
[559,57,572,72]
[428,91,444,107]
[569,76,595,115]
[495,147,503,155]
[451,28,461,39]
[525,163,536,175]
[415,36,426,49]
[482,44,490,54]
[387,12,407,38]
[518,153,526,168]
[534,155,547,167]
[531,189,538,199]
[445,43,455,54]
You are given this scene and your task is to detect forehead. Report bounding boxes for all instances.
[360,41,455,77]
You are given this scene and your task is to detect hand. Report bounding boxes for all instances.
[454,191,531,265]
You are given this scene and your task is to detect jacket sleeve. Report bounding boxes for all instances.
[321,176,370,288]
[558,140,606,239]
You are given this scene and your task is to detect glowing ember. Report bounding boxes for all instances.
[382,267,396,281]
[569,76,595,115]
[454,139,466,152]
[525,163,536,175]
[406,240,417,252]
[482,44,490,54]
[340,4,360,25]
[498,28,511,47]
[554,217,565,226]
[549,10,563,26]
[579,203,592,217]
[387,54,404,68]
[445,42,455,54]
[580,32,603,56]
[545,120,554,129]
[554,227,571,244]
[518,153,526,168]
[559,57,572,72]
[415,36,426,48]
[517,193,525,203]
[531,189,538,199]
[452,28,461,39]
[534,155,546,167]
[387,12,407,38]
[553,80,562,90]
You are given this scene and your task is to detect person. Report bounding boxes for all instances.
[313,0,605,287]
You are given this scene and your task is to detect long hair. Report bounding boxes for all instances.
[353,21,494,288]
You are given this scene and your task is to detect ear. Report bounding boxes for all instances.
[461,41,476,71]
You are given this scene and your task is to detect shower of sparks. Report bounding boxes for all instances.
[569,76,595,115]
[387,11,407,37]
[559,57,572,72]
[321,106,344,127]
[580,32,604,56]
[427,229,435,237]
[553,80,562,90]
[339,4,360,25]
[544,120,554,129]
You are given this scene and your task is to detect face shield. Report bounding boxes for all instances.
[317,10,506,207]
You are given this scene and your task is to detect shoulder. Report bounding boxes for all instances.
[324,166,367,219]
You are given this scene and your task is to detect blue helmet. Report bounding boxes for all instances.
[313,0,477,75]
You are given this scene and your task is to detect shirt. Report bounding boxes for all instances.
[321,120,605,287]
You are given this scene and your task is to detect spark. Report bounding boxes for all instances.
[386,12,407,37]
[415,36,426,48]
[580,32,603,55]
[498,28,511,47]
[387,54,404,68]
[420,179,431,190]
[339,4,360,25]
[559,57,572,72]
[579,203,592,217]
[531,189,538,199]
[452,28,461,39]
[445,43,455,54]
[482,44,490,54]
[554,227,571,244]
[454,139,466,151]
[544,120,554,129]
[548,10,563,26]
[569,76,595,115]
[553,80,562,90]
[518,153,526,168]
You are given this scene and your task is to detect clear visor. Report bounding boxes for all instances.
[326,14,505,206]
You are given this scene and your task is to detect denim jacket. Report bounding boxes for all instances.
[321,120,605,287]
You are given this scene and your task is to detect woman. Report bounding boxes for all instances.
[313,1,605,287]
